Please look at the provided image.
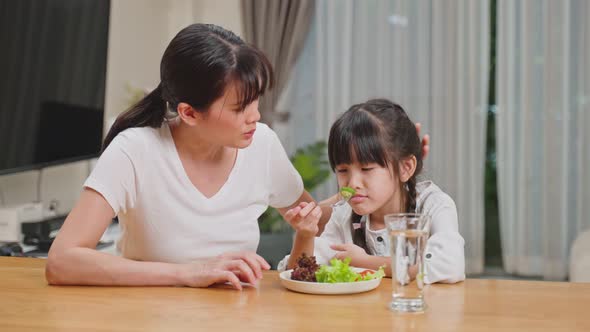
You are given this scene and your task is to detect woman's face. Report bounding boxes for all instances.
[197,85,260,149]
[335,159,403,217]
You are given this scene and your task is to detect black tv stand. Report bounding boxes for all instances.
[20,215,115,256]
[21,215,68,251]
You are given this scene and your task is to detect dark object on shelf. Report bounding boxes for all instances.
[0,243,24,257]
[21,215,115,254]
[21,215,67,250]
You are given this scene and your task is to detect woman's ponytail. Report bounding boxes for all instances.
[102,83,167,150]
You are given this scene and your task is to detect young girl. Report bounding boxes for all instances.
[280,99,465,284]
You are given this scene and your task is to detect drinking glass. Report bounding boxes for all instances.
[385,213,430,313]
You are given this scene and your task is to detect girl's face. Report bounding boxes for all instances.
[196,84,261,149]
[335,160,403,217]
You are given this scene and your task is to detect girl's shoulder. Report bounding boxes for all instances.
[417,181,460,234]
[416,181,457,212]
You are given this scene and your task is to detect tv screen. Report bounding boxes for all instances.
[0,0,110,175]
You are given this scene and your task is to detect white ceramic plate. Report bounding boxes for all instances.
[279,268,383,295]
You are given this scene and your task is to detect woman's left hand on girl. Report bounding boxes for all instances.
[330,243,369,266]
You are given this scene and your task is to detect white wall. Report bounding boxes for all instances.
[192,0,243,37]
[0,171,39,207]
[105,0,243,129]
[103,0,171,130]
[0,0,243,215]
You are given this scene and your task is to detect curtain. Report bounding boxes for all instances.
[496,0,590,280]
[285,0,489,274]
[241,0,315,127]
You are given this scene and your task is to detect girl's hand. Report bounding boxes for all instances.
[330,243,369,266]
[179,252,270,290]
[283,201,322,238]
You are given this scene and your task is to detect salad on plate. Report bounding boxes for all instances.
[279,254,385,294]
[291,254,385,283]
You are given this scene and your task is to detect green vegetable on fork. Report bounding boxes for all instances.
[332,187,356,207]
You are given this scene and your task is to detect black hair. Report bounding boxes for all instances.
[103,23,274,149]
[327,99,423,251]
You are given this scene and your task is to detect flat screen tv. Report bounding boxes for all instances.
[0,0,110,175]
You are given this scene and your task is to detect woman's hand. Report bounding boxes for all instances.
[179,251,270,290]
[330,243,370,266]
[283,201,322,238]
[415,122,430,159]
[218,251,270,279]
[282,201,322,269]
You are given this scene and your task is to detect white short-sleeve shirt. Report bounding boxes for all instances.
[278,181,465,284]
[85,122,303,263]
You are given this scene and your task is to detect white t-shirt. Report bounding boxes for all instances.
[278,181,465,284]
[85,122,303,263]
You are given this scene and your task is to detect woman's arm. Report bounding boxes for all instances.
[46,188,266,289]
[277,200,351,271]
[277,192,321,270]
[285,233,316,270]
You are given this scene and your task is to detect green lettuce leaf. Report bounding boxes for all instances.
[315,258,385,283]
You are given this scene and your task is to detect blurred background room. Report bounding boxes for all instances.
[0,0,588,281]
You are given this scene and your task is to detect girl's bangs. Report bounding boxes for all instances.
[328,111,389,170]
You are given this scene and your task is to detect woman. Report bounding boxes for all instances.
[46,24,324,290]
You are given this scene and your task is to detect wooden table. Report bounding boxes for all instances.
[1,257,589,331]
